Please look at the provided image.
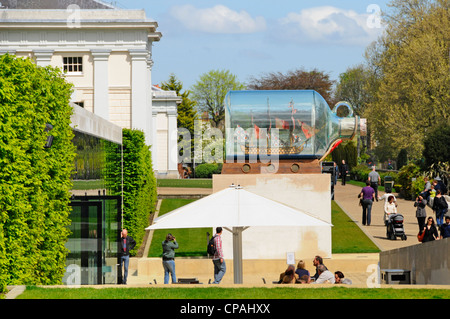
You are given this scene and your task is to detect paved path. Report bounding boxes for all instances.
[334,183,422,251]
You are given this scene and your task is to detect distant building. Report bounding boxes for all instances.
[0,0,179,177]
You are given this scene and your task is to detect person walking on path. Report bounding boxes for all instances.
[421,217,439,243]
[359,180,375,226]
[432,190,448,227]
[162,233,179,284]
[340,160,349,185]
[119,229,136,285]
[415,195,428,232]
[368,166,381,201]
[212,227,226,284]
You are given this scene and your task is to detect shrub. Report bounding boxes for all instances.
[350,164,371,181]
[0,54,75,288]
[397,163,422,199]
[194,163,221,178]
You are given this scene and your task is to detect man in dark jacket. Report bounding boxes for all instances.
[340,160,349,185]
[119,229,136,284]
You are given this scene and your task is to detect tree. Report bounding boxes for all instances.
[423,123,450,166]
[334,64,375,156]
[248,67,335,106]
[191,69,245,130]
[364,0,450,160]
[160,73,197,136]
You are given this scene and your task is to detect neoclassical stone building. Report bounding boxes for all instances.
[0,0,179,178]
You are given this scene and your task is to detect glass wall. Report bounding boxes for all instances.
[63,130,122,285]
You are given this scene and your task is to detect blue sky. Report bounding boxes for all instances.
[113,0,390,91]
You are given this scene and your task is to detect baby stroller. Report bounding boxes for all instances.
[386,213,407,241]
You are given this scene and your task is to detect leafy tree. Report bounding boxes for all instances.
[0,54,75,288]
[364,0,450,160]
[423,123,450,166]
[248,67,335,106]
[191,69,245,130]
[160,73,197,136]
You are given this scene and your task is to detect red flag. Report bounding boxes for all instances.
[254,124,260,139]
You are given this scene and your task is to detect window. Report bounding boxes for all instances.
[63,57,83,73]
[74,101,84,108]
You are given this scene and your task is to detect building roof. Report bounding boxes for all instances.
[0,0,115,9]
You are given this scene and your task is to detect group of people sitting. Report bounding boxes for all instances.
[278,255,352,285]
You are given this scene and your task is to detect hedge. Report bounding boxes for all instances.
[0,54,75,291]
[105,129,157,255]
[194,163,222,178]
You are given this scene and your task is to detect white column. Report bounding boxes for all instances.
[167,109,178,174]
[151,108,159,172]
[91,49,111,121]
[34,49,54,67]
[129,49,150,143]
[146,57,154,149]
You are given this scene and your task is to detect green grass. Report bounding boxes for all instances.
[331,200,380,253]
[16,285,450,299]
[148,198,212,257]
[157,178,212,188]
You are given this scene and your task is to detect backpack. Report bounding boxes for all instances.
[207,235,217,256]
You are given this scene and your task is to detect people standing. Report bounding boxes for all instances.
[368,166,381,201]
[162,233,179,284]
[212,227,226,284]
[421,217,439,243]
[119,229,136,285]
[415,195,427,232]
[360,180,375,226]
[340,160,348,185]
[432,190,448,228]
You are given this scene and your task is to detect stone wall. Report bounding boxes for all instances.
[380,237,450,285]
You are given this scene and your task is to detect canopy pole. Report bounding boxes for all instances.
[225,226,249,284]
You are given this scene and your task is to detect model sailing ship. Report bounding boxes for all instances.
[234,97,320,156]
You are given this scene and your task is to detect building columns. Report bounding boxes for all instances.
[129,49,150,144]
[167,110,178,174]
[91,49,111,121]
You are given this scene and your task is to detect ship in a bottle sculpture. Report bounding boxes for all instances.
[223,90,366,174]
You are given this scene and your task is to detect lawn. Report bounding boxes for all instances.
[16,285,450,299]
[331,201,380,253]
[157,178,212,188]
[148,198,212,257]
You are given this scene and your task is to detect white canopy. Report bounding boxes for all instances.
[146,185,332,284]
[146,185,332,230]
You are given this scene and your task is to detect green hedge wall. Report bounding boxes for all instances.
[105,129,157,255]
[0,54,75,292]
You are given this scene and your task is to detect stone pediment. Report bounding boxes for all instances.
[0,0,114,9]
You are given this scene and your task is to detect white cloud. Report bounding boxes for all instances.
[169,4,266,34]
[275,6,384,46]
